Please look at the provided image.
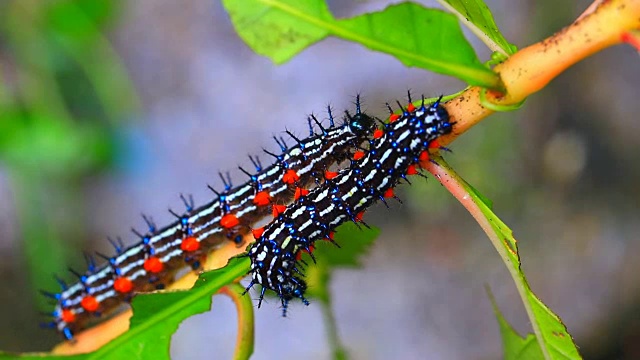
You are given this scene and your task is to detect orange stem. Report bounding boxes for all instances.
[438,0,640,147]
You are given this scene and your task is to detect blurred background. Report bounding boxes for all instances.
[0,0,638,359]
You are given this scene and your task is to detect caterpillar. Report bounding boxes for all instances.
[245,96,452,314]
[44,99,377,340]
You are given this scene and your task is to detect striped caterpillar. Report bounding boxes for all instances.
[44,99,376,340]
[245,96,452,313]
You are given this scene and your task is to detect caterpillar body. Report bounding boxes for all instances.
[245,97,452,313]
[45,100,376,340]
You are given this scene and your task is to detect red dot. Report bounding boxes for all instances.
[220,214,240,229]
[407,103,416,112]
[114,277,134,293]
[144,257,164,273]
[272,204,287,217]
[353,151,365,161]
[252,227,265,239]
[384,188,394,198]
[282,169,300,185]
[61,309,76,323]
[373,129,384,139]
[324,170,338,180]
[355,212,364,222]
[406,164,418,175]
[81,296,99,312]
[389,114,400,123]
[253,191,271,206]
[181,236,200,252]
[294,187,309,200]
[428,140,441,149]
[419,151,429,162]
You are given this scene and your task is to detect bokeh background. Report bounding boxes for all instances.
[0,0,638,359]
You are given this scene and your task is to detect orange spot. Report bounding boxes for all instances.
[428,140,440,149]
[406,164,418,175]
[324,170,338,180]
[61,309,75,323]
[114,277,133,293]
[407,103,416,112]
[419,150,429,162]
[252,227,265,239]
[373,129,384,139]
[181,236,200,252]
[384,188,394,198]
[144,257,164,273]
[294,187,309,200]
[353,151,365,161]
[253,191,271,206]
[272,204,287,217]
[81,296,99,312]
[220,214,240,229]
[389,114,400,122]
[355,212,364,222]
[325,232,335,241]
[282,169,300,185]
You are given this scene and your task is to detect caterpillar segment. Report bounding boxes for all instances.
[45,99,377,340]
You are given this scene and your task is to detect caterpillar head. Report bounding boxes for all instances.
[277,276,309,316]
[248,238,310,315]
[346,111,376,138]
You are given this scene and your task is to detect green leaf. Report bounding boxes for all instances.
[222,0,501,88]
[222,0,332,63]
[85,257,250,359]
[304,222,379,301]
[433,156,581,360]
[3,258,251,359]
[487,286,544,360]
[436,0,517,55]
[313,222,380,267]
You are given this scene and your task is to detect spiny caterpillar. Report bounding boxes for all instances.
[43,99,376,340]
[245,96,452,314]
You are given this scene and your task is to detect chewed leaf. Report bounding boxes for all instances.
[487,286,544,360]
[437,0,517,55]
[222,0,501,88]
[77,258,251,360]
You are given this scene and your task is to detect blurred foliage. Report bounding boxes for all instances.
[0,0,138,348]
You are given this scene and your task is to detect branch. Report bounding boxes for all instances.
[438,0,640,147]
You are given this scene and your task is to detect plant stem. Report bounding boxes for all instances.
[220,283,255,360]
[424,156,562,360]
[438,0,640,147]
[320,294,348,360]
